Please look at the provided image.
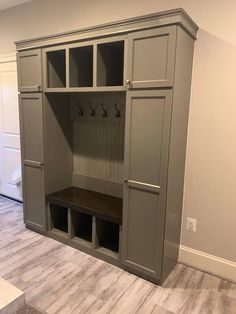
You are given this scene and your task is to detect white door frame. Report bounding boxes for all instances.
[0,53,22,201]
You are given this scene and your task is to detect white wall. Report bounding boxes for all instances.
[0,0,236,264]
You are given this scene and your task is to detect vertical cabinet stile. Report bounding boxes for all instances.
[93,44,97,88]
[66,48,70,88]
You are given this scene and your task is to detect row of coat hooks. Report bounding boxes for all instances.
[76,102,121,118]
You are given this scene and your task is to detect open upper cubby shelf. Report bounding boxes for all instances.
[97,41,124,87]
[69,46,93,87]
[47,49,66,88]
[44,39,125,91]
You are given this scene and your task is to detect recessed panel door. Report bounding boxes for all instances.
[17,49,42,92]
[23,164,46,230]
[127,26,176,88]
[19,93,44,163]
[122,90,172,281]
[19,93,46,231]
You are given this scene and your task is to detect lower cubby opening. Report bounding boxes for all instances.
[46,187,122,258]
[50,204,68,235]
[96,219,119,253]
[71,211,92,243]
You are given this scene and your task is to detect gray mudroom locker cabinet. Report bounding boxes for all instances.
[16,9,198,284]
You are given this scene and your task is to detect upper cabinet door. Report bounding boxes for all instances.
[127,26,176,89]
[17,49,42,92]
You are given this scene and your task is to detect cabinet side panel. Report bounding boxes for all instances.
[162,27,195,283]
[44,94,73,194]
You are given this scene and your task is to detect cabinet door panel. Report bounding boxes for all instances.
[19,93,46,232]
[125,187,160,273]
[129,96,165,186]
[126,90,172,186]
[128,26,176,88]
[17,49,42,92]
[19,94,44,162]
[122,90,172,280]
[23,164,46,231]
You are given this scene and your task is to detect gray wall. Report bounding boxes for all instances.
[1,0,236,262]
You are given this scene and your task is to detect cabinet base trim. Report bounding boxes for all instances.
[123,264,159,284]
[25,223,46,235]
[46,229,121,267]
[25,221,46,232]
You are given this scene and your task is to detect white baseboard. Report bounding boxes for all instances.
[0,53,16,63]
[179,245,236,283]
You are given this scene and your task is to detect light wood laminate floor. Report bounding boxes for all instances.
[0,196,236,314]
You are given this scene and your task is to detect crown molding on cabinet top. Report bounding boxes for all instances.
[15,8,199,51]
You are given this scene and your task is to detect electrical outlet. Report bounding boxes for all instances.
[186,217,197,232]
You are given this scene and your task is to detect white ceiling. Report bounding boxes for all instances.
[0,0,31,12]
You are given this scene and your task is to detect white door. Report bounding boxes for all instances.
[0,54,22,201]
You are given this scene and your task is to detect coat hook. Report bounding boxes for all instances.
[76,102,84,116]
[114,103,121,118]
[101,103,107,117]
[89,102,95,116]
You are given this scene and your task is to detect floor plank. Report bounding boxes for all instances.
[0,196,236,314]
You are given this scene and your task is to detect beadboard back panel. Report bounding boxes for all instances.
[72,92,126,185]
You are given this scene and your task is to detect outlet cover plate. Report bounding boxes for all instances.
[186,217,197,232]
